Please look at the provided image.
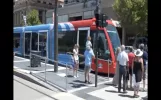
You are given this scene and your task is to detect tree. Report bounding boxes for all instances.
[113,0,147,34]
[26,9,41,26]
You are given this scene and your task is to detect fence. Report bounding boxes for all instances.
[14,51,112,92]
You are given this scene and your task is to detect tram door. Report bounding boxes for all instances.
[77,27,90,66]
[38,31,48,57]
[24,32,32,56]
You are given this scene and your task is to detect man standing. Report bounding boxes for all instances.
[117,45,129,93]
[84,46,95,84]
[128,47,135,88]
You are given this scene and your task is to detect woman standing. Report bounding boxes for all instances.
[132,49,144,98]
[112,47,121,86]
[73,44,79,78]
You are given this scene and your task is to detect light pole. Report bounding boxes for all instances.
[94,0,101,87]
[54,0,58,72]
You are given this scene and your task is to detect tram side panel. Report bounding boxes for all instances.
[13,30,23,56]
[50,29,73,66]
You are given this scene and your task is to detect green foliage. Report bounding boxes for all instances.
[113,0,147,34]
[26,9,41,26]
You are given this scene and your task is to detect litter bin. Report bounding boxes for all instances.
[30,51,41,67]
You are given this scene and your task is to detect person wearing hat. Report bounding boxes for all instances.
[73,44,79,78]
[132,49,144,98]
[117,45,129,93]
[84,46,95,84]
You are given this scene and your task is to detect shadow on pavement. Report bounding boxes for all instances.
[142,96,148,100]
[73,80,86,84]
[66,75,74,78]
[69,82,86,88]
[118,94,134,98]
[105,90,118,93]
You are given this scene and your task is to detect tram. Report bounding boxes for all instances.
[13,18,121,74]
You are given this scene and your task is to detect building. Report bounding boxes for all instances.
[46,0,118,23]
[14,0,63,27]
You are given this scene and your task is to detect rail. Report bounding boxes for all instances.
[30,52,70,92]
[66,52,112,80]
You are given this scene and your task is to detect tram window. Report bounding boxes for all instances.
[58,31,77,53]
[90,30,111,60]
[31,32,38,51]
[13,33,20,48]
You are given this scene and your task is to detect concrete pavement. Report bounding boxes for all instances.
[14,56,148,100]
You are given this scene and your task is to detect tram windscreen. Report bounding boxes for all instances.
[106,25,121,53]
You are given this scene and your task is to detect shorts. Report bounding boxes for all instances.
[74,60,79,64]
[84,65,91,73]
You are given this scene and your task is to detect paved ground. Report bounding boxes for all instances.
[14,75,57,100]
[14,56,148,100]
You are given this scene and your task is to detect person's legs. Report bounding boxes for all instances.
[143,68,146,91]
[123,66,127,92]
[129,67,133,88]
[118,66,122,92]
[87,67,90,83]
[84,66,87,83]
[76,61,79,77]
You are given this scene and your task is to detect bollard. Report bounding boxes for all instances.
[65,63,68,92]
[108,60,110,81]
[45,58,47,82]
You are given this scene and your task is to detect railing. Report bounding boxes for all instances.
[66,52,112,80]
[30,53,71,92]
[14,51,113,92]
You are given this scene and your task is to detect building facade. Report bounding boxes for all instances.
[14,0,63,27]
[46,0,118,23]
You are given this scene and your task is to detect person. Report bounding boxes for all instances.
[128,47,135,88]
[86,36,92,48]
[73,44,79,78]
[139,44,148,91]
[112,47,121,86]
[117,45,129,93]
[84,46,95,84]
[132,49,144,98]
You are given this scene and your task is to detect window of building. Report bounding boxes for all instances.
[49,3,52,5]
[37,0,41,3]
[69,16,82,21]
[39,10,43,23]
[65,0,68,4]
[13,33,20,48]
[43,1,46,4]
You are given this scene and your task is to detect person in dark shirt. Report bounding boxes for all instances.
[140,44,148,91]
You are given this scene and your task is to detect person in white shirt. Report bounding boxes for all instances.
[117,45,129,93]
[73,44,79,78]
[86,36,92,48]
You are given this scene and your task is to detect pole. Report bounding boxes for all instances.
[95,27,99,87]
[54,0,58,72]
[94,0,100,87]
